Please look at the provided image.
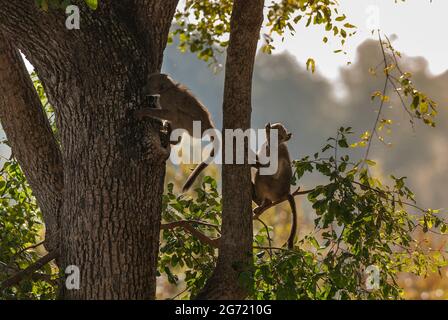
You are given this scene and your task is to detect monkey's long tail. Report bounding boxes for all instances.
[287,194,297,249]
[182,162,209,192]
[183,136,216,192]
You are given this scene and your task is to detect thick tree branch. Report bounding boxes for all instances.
[107,0,179,74]
[10,241,46,261]
[131,0,180,72]
[0,0,71,66]
[0,36,64,251]
[0,251,58,291]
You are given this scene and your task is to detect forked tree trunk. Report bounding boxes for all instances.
[1,0,265,300]
[0,1,177,299]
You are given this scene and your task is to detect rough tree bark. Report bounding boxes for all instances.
[0,0,178,299]
[196,0,265,300]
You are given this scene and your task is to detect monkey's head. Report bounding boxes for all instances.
[268,122,292,144]
[147,73,177,95]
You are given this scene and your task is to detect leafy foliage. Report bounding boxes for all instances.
[370,35,438,128]
[264,0,356,54]
[251,128,447,299]
[351,35,439,155]
[159,179,221,298]
[172,0,355,66]
[0,160,56,299]
[171,0,233,69]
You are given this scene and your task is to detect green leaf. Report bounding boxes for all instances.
[84,0,98,10]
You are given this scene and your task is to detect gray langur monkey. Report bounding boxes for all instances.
[252,123,297,249]
[135,73,216,192]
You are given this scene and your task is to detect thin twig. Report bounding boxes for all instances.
[256,217,273,258]
[161,221,220,248]
[169,286,190,300]
[388,75,415,126]
[364,32,389,165]
[10,240,45,261]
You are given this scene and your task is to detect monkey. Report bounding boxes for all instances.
[135,73,217,191]
[252,122,297,249]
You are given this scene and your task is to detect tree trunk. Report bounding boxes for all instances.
[57,68,168,299]
[0,1,178,299]
[196,0,265,300]
[0,35,63,253]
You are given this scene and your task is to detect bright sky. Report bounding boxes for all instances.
[272,0,448,79]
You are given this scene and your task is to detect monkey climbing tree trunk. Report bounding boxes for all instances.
[0,1,178,299]
[196,0,265,300]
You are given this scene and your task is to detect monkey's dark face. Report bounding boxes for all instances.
[284,132,293,142]
[269,123,292,143]
[147,73,175,95]
[279,132,292,144]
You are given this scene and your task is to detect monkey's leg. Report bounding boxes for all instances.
[251,182,262,205]
[182,135,216,191]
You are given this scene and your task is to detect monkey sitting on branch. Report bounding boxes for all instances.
[135,73,217,191]
[252,123,297,249]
